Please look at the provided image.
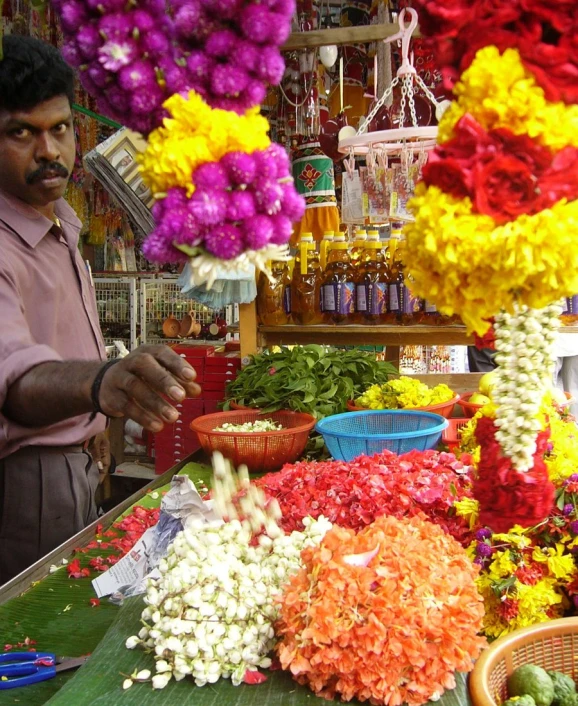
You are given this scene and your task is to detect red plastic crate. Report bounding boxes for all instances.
[203,400,222,414]
[442,418,470,452]
[202,389,227,400]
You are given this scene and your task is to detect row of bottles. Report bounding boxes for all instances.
[257,227,450,326]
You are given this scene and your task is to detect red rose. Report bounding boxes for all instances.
[422,157,472,198]
[412,0,477,38]
[492,129,553,172]
[538,147,578,204]
[474,155,542,223]
[522,57,578,105]
[521,0,577,31]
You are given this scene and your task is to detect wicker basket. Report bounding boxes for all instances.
[346,395,459,419]
[469,618,578,706]
[190,410,316,473]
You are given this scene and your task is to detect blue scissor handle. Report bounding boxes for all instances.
[0,652,57,690]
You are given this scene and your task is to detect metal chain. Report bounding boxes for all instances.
[399,78,407,128]
[357,76,400,134]
[278,73,314,108]
[413,73,442,110]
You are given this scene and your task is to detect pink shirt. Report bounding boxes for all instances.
[0,190,106,458]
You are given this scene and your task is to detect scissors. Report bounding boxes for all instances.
[0,652,88,690]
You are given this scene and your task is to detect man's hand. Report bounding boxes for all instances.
[88,432,111,482]
[97,345,201,432]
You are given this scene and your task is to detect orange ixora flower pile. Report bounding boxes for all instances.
[276,514,486,706]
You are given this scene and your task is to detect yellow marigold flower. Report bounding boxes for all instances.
[438,46,578,151]
[532,545,576,581]
[454,498,480,530]
[488,550,517,579]
[402,185,578,335]
[139,90,271,196]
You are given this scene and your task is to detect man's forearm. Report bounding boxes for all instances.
[3,360,102,427]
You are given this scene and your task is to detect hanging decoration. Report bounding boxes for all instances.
[406,0,578,531]
[49,0,305,288]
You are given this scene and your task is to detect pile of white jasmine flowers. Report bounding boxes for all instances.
[126,452,331,689]
[213,419,283,433]
[493,301,562,471]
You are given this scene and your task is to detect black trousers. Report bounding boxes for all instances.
[467,347,497,373]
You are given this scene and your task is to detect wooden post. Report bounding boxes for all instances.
[239,301,259,363]
[281,23,420,51]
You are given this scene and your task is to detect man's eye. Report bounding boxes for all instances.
[53,123,68,134]
[11,128,30,138]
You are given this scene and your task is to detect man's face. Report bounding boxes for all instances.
[0,95,75,210]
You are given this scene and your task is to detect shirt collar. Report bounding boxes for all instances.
[0,189,82,249]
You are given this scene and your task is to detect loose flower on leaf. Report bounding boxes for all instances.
[67,559,90,579]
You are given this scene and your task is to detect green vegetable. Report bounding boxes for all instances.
[508,665,555,706]
[559,694,578,706]
[504,696,537,706]
[548,672,577,706]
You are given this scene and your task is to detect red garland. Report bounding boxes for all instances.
[474,318,496,350]
[473,416,555,532]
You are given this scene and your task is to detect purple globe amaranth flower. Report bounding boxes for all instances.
[226,190,256,221]
[143,232,187,264]
[151,199,165,221]
[163,62,190,94]
[242,215,272,250]
[280,183,305,221]
[172,210,203,247]
[140,30,171,57]
[232,40,260,73]
[158,206,187,234]
[96,95,115,121]
[266,142,291,177]
[204,224,245,259]
[268,214,292,244]
[77,26,102,61]
[563,503,575,516]
[130,114,159,135]
[240,6,275,45]
[473,556,486,567]
[174,1,204,40]
[211,65,250,98]
[253,151,279,180]
[86,0,126,13]
[205,30,238,58]
[268,0,296,17]
[202,0,242,20]
[475,528,492,541]
[475,542,493,558]
[162,188,189,212]
[130,9,156,34]
[256,46,285,85]
[98,13,133,40]
[143,0,165,13]
[59,1,88,33]
[119,60,157,91]
[193,162,230,192]
[254,180,283,214]
[87,62,110,89]
[571,520,578,534]
[61,40,83,68]
[186,50,214,80]
[267,14,291,45]
[189,189,228,226]
[130,84,165,115]
[210,96,244,113]
[222,152,257,186]
[567,474,578,484]
[98,39,138,72]
[240,80,266,110]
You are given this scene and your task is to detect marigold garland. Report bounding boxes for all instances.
[437,47,578,150]
[276,515,486,706]
[402,186,578,334]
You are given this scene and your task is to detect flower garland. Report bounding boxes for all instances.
[50,0,305,283]
[275,515,486,706]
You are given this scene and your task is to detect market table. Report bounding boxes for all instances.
[0,456,472,706]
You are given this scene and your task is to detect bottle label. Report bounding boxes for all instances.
[402,284,423,314]
[337,283,355,315]
[565,296,578,314]
[389,283,401,313]
[356,284,368,313]
[368,283,387,315]
[322,284,336,312]
[425,300,437,314]
[283,285,291,314]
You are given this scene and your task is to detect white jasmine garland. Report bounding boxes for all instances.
[492,301,562,471]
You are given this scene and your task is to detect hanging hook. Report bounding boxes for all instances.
[344,148,356,179]
[383,7,418,77]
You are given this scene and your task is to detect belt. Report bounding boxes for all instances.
[9,442,92,457]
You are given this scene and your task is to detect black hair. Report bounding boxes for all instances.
[0,35,75,112]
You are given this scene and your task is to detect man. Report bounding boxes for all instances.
[0,35,201,584]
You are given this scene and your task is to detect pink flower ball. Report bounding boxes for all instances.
[130,114,158,135]
[87,62,109,89]
[266,13,291,45]
[253,151,279,179]
[130,84,164,114]
[205,30,237,58]
[242,214,273,250]
[211,65,250,97]
[232,40,260,73]
[98,13,133,40]
[152,199,165,221]
[240,5,274,44]
[161,61,189,94]
[193,162,230,191]
[86,0,125,14]
[77,26,102,61]
[204,224,245,259]
[256,46,285,85]
[268,0,296,17]
[140,30,171,57]
[186,50,214,79]
[96,95,115,121]
[268,214,293,245]
[130,9,156,33]
[254,180,283,214]
[59,1,88,34]
[119,60,156,91]
[142,0,165,13]
[266,142,291,177]
[143,232,187,264]
[222,152,257,186]
[189,189,228,226]
[226,190,256,221]
[174,1,202,39]
[61,40,83,68]
[280,183,306,221]
[163,188,189,211]
[202,0,242,20]
[173,212,203,247]
[240,80,266,109]
[107,85,130,112]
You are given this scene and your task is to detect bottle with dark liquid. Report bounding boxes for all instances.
[384,228,403,323]
[356,231,387,325]
[321,233,355,324]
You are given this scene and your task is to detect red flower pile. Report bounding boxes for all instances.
[473,416,555,532]
[255,449,475,546]
[422,115,578,225]
[412,0,578,103]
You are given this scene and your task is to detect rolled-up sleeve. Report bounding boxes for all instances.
[0,266,62,409]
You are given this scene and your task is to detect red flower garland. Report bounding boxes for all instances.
[473,416,555,532]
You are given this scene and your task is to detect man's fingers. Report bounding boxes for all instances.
[125,353,188,402]
[122,401,166,432]
[120,373,179,422]
[144,346,199,387]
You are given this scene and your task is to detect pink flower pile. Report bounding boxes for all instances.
[144,144,305,262]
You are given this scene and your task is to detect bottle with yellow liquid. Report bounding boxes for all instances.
[256,260,290,325]
[384,226,403,323]
[349,228,368,267]
[319,231,335,273]
[321,233,355,324]
[355,231,388,325]
[291,233,323,325]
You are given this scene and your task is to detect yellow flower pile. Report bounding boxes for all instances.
[438,47,578,151]
[139,90,271,196]
[355,376,455,410]
[402,186,578,334]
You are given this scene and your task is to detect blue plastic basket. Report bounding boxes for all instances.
[315,410,449,461]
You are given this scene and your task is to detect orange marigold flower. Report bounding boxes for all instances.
[276,515,486,706]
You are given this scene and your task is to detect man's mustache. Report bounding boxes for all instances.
[26,162,69,184]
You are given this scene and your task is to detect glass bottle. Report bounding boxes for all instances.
[256,261,289,325]
[291,233,323,325]
[561,296,578,325]
[423,299,441,325]
[356,234,388,325]
[384,228,403,323]
[319,231,335,272]
[350,229,368,268]
[321,233,355,324]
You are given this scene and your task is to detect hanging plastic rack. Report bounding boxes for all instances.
[338,7,447,159]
